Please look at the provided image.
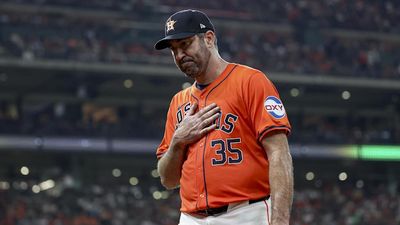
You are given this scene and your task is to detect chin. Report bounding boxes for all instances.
[183,72,197,79]
[181,68,199,78]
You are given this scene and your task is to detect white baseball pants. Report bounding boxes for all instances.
[179,198,271,225]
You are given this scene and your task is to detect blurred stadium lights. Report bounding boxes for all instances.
[80,139,91,148]
[152,190,169,200]
[338,172,348,181]
[20,181,28,190]
[11,181,28,190]
[12,181,19,190]
[39,179,55,191]
[290,88,300,97]
[0,136,159,152]
[359,145,400,160]
[112,168,122,177]
[20,166,30,175]
[32,184,41,193]
[124,79,133,88]
[305,172,315,181]
[129,177,139,186]
[151,169,159,178]
[161,191,170,199]
[341,91,351,100]
[152,191,162,200]
[1,136,400,161]
[356,180,364,188]
[0,181,10,190]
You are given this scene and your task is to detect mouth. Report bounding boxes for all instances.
[180,57,194,65]
[180,60,195,69]
[181,61,193,66]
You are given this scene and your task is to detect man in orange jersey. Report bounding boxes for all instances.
[155,9,293,225]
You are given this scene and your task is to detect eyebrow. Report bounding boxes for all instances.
[169,36,196,48]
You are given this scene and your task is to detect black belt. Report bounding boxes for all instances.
[193,195,270,216]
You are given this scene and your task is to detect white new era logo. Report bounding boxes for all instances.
[200,23,206,29]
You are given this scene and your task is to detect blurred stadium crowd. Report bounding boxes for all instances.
[0,1,400,225]
[2,0,400,33]
[1,1,400,78]
[0,179,181,225]
[0,100,396,144]
[0,167,399,225]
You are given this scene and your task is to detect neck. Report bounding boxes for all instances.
[196,55,229,85]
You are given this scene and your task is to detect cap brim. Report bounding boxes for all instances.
[154,32,196,50]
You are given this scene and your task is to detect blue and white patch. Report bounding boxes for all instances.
[264,96,286,119]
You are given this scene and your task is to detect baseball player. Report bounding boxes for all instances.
[155,9,293,225]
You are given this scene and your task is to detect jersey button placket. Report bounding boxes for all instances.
[199,139,204,170]
[196,140,206,208]
[199,142,204,171]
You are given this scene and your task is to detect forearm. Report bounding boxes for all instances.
[262,132,294,225]
[269,147,293,225]
[157,138,186,189]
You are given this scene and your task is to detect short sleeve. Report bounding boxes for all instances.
[245,72,291,142]
[156,98,177,159]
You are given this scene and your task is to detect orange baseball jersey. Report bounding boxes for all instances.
[157,63,291,213]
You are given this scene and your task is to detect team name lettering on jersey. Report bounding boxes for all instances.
[213,112,238,134]
[176,102,191,126]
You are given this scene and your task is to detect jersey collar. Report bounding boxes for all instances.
[190,63,236,99]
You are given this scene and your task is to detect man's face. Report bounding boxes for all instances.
[169,35,211,79]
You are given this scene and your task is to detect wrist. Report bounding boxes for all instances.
[171,135,187,151]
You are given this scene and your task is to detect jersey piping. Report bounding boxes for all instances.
[202,64,238,210]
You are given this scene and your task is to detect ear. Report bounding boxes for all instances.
[204,30,215,48]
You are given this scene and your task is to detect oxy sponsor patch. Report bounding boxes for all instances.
[264,96,286,119]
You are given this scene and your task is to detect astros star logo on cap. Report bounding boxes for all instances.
[166,18,177,33]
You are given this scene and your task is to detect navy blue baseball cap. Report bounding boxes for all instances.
[154,9,215,50]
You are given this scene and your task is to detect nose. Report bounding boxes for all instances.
[173,48,185,63]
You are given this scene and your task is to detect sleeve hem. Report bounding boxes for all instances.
[258,126,291,142]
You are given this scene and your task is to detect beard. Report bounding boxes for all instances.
[178,57,200,78]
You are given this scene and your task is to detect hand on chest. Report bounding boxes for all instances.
[176,100,240,135]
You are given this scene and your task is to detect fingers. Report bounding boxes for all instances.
[186,102,198,116]
[200,112,220,128]
[200,123,217,135]
[175,102,219,145]
[200,105,220,120]
[196,103,220,130]
[197,103,218,116]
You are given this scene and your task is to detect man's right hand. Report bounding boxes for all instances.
[158,102,220,189]
[172,102,220,149]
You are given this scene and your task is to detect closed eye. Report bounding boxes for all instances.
[169,36,195,55]
[180,38,193,50]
